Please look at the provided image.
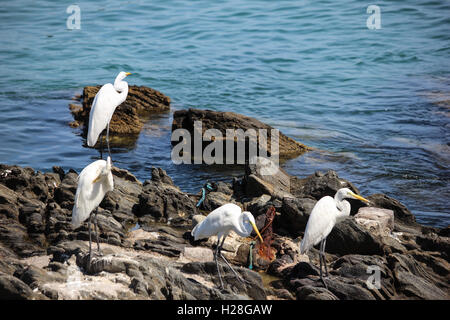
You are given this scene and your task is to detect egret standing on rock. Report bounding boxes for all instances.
[300,188,370,287]
[72,156,114,269]
[191,203,264,289]
[87,71,131,158]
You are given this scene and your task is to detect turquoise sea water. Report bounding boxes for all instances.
[0,1,449,227]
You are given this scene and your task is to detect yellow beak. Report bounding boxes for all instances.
[125,72,132,76]
[250,221,264,243]
[92,175,101,184]
[350,192,370,203]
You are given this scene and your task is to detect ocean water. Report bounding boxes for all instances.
[0,0,449,227]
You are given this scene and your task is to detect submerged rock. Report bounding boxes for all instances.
[171,108,310,163]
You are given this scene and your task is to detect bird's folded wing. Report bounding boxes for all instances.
[87,83,120,146]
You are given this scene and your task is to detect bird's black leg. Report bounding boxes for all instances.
[218,238,246,285]
[88,213,92,272]
[215,237,224,289]
[323,237,329,277]
[319,239,328,289]
[106,122,111,158]
[94,208,102,255]
[99,131,104,160]
[319,240,323,278]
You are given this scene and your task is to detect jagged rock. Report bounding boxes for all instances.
[367,194,418,229]
[268,288,296,300]
[0,219,46,257]
[323,276,377,300]
[180,261,267,300]
[245,195,272,216]
[355,207,395,237]
[201,192,233,212]
[277,197,317,237]
[387,253,450,300]
[244,157,293,198]
[101,166,142,215]
[0,165,52,203]
[325,218,384,256]
[171,108,310,163]
[137,168,198,226]
[288,262,320,279]
[16,264,67,290]
[331,254,395,299]
[1,161,450,301]
[296,286,338,300]
[0,272,37,300]
[215,181,233,195]
[290,170,358,198]
[415,232,450,260]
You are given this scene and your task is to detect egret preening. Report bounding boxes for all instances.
[191,203,264,289]
[300,188,370,287]
[87,71,131,158]
[72,156,114,269]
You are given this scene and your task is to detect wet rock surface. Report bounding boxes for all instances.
[171,108,311,162]
[0,160,449,300]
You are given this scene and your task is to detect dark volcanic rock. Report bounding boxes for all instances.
[296,285,338,300]
[387,253,449,300]
[1,160,449,301]
[331,254,395,299]
[0,165,55,203]
[323,276,376,300]
[180,261,267,300]
[0,272,37,300]
[0,219,46,258]
[277,197,317,237]
[290,170,358,198]
[325,218,384,256]
[137,168,198,226]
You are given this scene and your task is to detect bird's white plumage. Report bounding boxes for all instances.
[87,84,119,146]
[300,196,337,254]
[191,203,257,241]
[87,72,130,147]
[300,188,368,254]
[191,203,263,289]
[71,157,114,228]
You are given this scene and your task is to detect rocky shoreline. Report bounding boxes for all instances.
[0,86,448,300]
[0,157,448,300]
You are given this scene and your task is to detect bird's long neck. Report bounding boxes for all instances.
[114,80,129,104]
[335,192,351,221]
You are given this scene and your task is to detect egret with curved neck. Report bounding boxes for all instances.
[87,71,131,158]
[300,188,370,287]
[72,156,114,270]
[192,203,263,289]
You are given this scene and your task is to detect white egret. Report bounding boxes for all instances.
[72,156,114,269]
[191,203,264,289]
[87,71,131,158]
[300,188,370,287]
